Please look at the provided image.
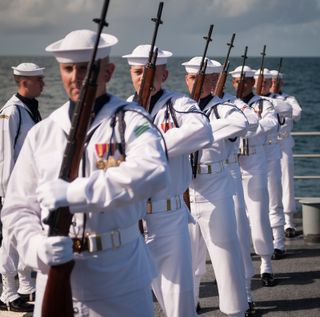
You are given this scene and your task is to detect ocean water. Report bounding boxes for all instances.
[0,56,319,200]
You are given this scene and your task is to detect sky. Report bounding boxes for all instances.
[0,0,320,57]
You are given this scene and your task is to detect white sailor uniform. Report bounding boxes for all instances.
[0,94,38,302]
[238,94,278,274]
[263,96,292,251]
[270,92,302,230]
[221,92,258,301]
[1,95,170,317]
[189,95,248,316]
[130,89,212,317]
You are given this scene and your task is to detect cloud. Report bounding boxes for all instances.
[0,0,98,34]
[0,0,320,56]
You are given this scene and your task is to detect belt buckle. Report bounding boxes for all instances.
[87,233,103,252]
[166,199,172,211]
[147,199,152,214]
[176,196,181,209]
[110,229,121,249]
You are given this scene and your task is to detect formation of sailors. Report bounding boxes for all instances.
[0,27,302,317]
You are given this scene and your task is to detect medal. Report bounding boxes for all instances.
[96,159,106,170]
[95,144,107,170]
[106,156,118,169]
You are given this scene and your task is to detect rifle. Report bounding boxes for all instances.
[214,33,236,98]
[183,25,214,209]
[255,44,266,96]
[137,2,164,112]
[41,1,110,316]
[236,46,248,99]
[191,24,214,102]
[273,57,283,94]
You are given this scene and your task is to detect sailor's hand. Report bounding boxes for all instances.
[37,179,69,210]
[37,236,73,266]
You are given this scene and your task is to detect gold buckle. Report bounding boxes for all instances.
[110,230,121,249]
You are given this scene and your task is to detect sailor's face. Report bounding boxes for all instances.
[256,78,272,96]
[24,76,45,98]
[130,64,168,96]
[60,62,88,102]
[270,78,283,93]
[185,73,218,99]
[232,77,255,96]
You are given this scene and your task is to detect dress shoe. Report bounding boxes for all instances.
[0,299,7,311]
[4,297,34,312]
[18,291,36,302]
[272,248,285,260]
[261,273,277,287]
[196,302,201,313]
[285,227,296,238]
[245,301,256,316]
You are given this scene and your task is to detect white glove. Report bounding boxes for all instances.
[37,236,73,266]
[37,179,69,210]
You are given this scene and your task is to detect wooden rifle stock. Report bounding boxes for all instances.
[191,71,206,102]
[255,45,266,96]
[137,49,158,111]
[273,57,283,94]
[236,76,245,99]
[137,2,163,112]
[214,69,228,98]
[255,74,264,96]
[214,33,235,98]
[236,46,248,99]
[41,1,110,316]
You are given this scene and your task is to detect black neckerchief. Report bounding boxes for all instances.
[68,93,110,122]
[199,94,214,111]
[264,92,271,97]
[16,93,42,123]
[132,89,164,114]
[149,89,164,114]
[242,92,255,105]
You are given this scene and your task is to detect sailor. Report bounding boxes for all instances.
[216,70,259,316]
[269,70,302,238]
[254,68,292,259]
[0,62,44,312]
[183,56,248,317]
[1,29,170,317]
[229,65,278,287]
[123,45,213,317]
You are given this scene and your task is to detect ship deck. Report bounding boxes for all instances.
[0,212,319,317]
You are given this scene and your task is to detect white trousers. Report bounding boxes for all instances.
[241,172,274,257]
[267,158,285,228]
[228,164,255,280]
[0,230,35,302]
[266,157,285,250]
[279,138,297,229]
[145,207,197,317]
[33,273,154,317]
[189,198,248,315]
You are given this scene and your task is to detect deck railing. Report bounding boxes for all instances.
[292,131,320,201]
